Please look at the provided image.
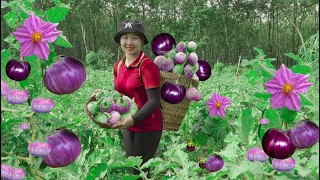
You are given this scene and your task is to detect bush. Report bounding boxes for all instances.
[85,47,115,70]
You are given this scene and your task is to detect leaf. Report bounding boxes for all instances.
[13,126,23,137]
[1,49,11,79]
[264,109,281,131]
[20,55,42,89]
[256,101,268,111]
[4,34,16,44]
[17,5,30,19]
[241,59,250,66]
[52,0,62,4]
[45,6,70,23]
[258,64,275,80]
[44,51,56,67]
[4,11,19,28]
[126,156,143,167]
[241,108,255,144]
[122,175,142,180]
[280,107,297,124]
[247,161,265,179]
[300,94,313,106]
[193,131,209,146]
[87,148,109,165]
[254,92,271,100]
[249,76,260,86]
[225,161,250,179]
[86,163,108,180]
[223,132,241,143]
[1,1,10,8]
[141,158,163,169]
[54,34,73,48]
[254,47,265,57]
[167,149,188,166]
[153,161,179,177]
[220,141,240,159]
[1,119,22,131]
[245,69,256,79]
[75,149,89,167]
[31,157,44,171]
[206,170,228,180]
[290,65,311,75]
[284,53,303,63]
[264,58,276,68]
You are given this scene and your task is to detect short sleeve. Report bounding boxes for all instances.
[141,62,161,89]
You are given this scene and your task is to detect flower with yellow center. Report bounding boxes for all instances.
[205,92,231,118]
[31,32,42,42]
[282,83,293,94]
[12,13,62,60]
[215,102,222,108]
[264,64,312,111]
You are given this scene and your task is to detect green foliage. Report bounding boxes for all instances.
[45,5,70,23]
[85,47,115,70]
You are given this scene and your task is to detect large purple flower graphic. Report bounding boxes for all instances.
[205,92,231,118]
[264,64,312,111]
[12,13,62,60]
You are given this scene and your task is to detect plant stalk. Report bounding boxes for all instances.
[1,150,30,164]
[1,106,35,118]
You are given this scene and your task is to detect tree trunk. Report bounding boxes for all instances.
[140,0,145,22]
[316,5,319,29]
[199,24,205,60]
[68,12,71,56]
[113,1,120,61]
[276,1,281,65]
[292,1,297,54]
[92,17,96,52]
[272,0,275,55]
[81,8,89,56]
[268,10,272,53]
[221,14,230,63]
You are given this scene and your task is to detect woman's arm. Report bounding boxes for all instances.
[131,87,160,124]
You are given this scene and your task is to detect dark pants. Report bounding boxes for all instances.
[122,129,162,179]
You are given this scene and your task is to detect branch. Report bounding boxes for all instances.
[1,157,11,160]
[30,168,45,180]
[1,106,36,118]
[286,15,306,52]
[1,150,30,164]
[35,170,46,179]
[1,106,18,113]
[265,169,277,179]
[235,52,242,82]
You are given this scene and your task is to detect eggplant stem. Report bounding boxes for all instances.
[257,124,262,140]
[281,120,286,131]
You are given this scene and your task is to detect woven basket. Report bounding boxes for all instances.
[160,70,199,131]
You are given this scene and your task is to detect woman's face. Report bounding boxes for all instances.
[120,33,143,55]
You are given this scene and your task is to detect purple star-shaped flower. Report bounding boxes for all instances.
[205,92,231,118]
[264,64,312,111]
[12,13,62,60]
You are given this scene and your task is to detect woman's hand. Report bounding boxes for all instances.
[111,116,134,129]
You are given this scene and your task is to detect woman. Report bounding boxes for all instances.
[85,19,163,178]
